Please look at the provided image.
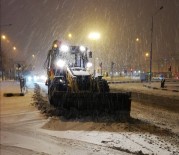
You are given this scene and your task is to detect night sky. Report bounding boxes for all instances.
[1,0,179,73]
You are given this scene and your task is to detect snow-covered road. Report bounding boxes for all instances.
[0,81,179,155]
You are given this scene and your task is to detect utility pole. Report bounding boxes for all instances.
[149,6,163,82]
[99,62,102,75]
[0,0,2,80]
[111,61,115,79]
[0,0,12,80]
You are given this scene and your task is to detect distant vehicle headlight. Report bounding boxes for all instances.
[33,76,39,81]
[86,62,92,68]
[40,75,47,81]
[27,76,32,81]
[60,44,69,52]
[56,59,66,68]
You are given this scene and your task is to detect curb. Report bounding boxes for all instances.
[108,81,141,84]
[107,80,179,92]
[107,79,179,84]
[143,84,179,92]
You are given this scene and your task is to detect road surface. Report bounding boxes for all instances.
[0,81,179,155]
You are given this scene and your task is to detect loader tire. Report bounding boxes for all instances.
[48,84,57,107]
[48,89,54,106]
[48,93,59,107]
[97,79,109,93]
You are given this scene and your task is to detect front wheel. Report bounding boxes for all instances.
[48,91,60,107]
[97,79,110,93]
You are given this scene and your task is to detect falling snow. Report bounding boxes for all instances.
[1,0,179,74]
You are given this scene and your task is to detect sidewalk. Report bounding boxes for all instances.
[1,80,29,97]
[143,82,179,92]
[105,77,179,92]
[0,81,34,115]
[0,80,21,94]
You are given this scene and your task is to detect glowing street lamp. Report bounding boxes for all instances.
[88,32,101,76]
[88,32,100,40]
[13,46,16,50]
[1,35,6,40]
[145,52,149,57]
[2,35,10,44]
[68,33,72,38]
[144,52,150,73]
[0,24,12,80]
[136,38,139,42]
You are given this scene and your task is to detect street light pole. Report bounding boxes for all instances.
[0,1,2,80]
[149,6,163,82]
[0,32,12,80]
[0,1,13,81]
[149,16,154,82]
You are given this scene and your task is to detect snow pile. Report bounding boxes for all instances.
[32,84,179,155]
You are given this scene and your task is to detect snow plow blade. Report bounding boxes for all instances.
[50,91,131,118]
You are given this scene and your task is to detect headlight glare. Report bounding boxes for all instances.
[56,59,66,68]
[87,62,92,68]
[60,44,69,52]
[79,46,86,52]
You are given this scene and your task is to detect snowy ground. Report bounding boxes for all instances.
[0,81,179,155]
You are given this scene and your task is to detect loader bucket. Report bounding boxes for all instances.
[50,91,131,118]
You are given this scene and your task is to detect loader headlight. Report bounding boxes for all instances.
[56,59,66,68]
[79,46,86,52]
[86,62,92,68]
[60,44,69,52]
